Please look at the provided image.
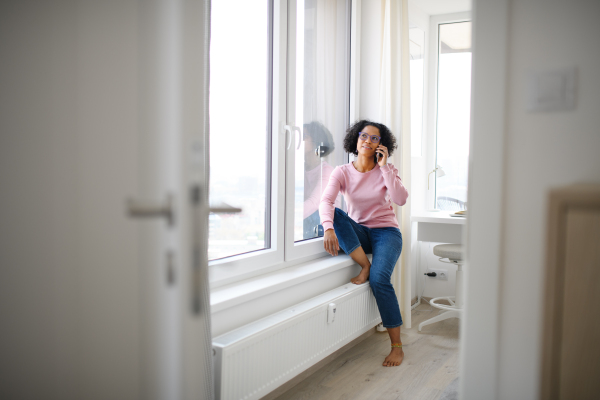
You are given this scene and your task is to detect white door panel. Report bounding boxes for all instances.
[0,1,212,399]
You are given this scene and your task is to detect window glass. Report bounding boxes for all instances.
[436,21,471,211]
[294,0,349,242]
[208,0,270,260]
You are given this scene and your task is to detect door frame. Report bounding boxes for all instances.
[459,1,508,399]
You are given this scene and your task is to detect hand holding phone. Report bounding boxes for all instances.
[376,145,388,166]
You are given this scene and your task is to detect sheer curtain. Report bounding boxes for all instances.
[378,0,412,328]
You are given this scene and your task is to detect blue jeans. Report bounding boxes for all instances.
[333,208,403,328]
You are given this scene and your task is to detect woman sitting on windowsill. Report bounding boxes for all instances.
[319,119,408,367]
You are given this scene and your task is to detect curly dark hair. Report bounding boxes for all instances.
[343,120,398,157]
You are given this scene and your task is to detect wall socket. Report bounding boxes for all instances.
[426,268,448,281]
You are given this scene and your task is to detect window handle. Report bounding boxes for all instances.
[284,125,293,150]
[315,142,329,157]
[283,125,302,150]
[293,126,302,150]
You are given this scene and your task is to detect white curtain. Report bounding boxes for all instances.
[378,0,412,328]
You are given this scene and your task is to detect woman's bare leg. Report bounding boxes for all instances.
[349,246,371,284]
[383,326,404,367]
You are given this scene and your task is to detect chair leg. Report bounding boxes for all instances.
[418,310,461,332]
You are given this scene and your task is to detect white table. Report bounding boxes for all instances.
[411,211,467,307]
[411,211,466,330]
[411,211,466,244]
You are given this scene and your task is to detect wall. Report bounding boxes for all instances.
[498,1,600,399]
[417,241,458,298]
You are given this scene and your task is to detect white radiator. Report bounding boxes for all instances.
[212,283,381,400]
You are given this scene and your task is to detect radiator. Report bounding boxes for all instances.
[212,283,381,400]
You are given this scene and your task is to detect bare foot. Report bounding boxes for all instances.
[382,347,404,367]
[350,267,370,284]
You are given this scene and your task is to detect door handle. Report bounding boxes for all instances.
[209,202,242,214]
[127,194,175,226]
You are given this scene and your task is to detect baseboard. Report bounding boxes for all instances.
[411,296,418,306]
[259,325,380,400]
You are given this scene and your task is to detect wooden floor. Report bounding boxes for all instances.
[271,302,460,400]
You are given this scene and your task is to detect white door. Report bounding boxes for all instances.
[135,0,213,399]
[0,1,213,399]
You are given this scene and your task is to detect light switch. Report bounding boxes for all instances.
[527,67,576,112]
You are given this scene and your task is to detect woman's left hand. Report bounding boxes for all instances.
[376,145,389,167]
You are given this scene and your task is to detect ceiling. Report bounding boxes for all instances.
[413,0,471,15]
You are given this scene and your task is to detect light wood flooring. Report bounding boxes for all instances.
[269,302,460,400]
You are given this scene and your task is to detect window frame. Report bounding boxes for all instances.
[426,12,471,210]
[209,0,285,288]
[209,0,353,289]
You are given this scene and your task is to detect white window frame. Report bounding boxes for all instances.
[209,0,354,289]
[407,2,430,214]
[426,12,471,210]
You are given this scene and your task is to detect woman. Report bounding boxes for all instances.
[319,120,408,367]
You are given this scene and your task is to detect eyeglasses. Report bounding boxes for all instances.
[358,132,381,143]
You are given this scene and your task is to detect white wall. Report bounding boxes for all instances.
[0,2,140,399]
[497,1,600,399]
[417,241,459,298]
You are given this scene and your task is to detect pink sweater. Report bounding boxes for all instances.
[319,162,409,231]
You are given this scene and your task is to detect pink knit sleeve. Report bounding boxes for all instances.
[380,163,409,206]
[319,167,343,232]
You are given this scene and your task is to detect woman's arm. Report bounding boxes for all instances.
[380,163,409,206]
[319,169,343,232]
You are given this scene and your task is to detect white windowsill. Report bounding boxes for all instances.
[211,254,358,314]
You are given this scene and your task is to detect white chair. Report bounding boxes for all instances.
[418,243,464,332]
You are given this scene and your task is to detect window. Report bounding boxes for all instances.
[208,0,271,261]
[208,0,351,285]
[285,0,350,261]
[435,20,471,211]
